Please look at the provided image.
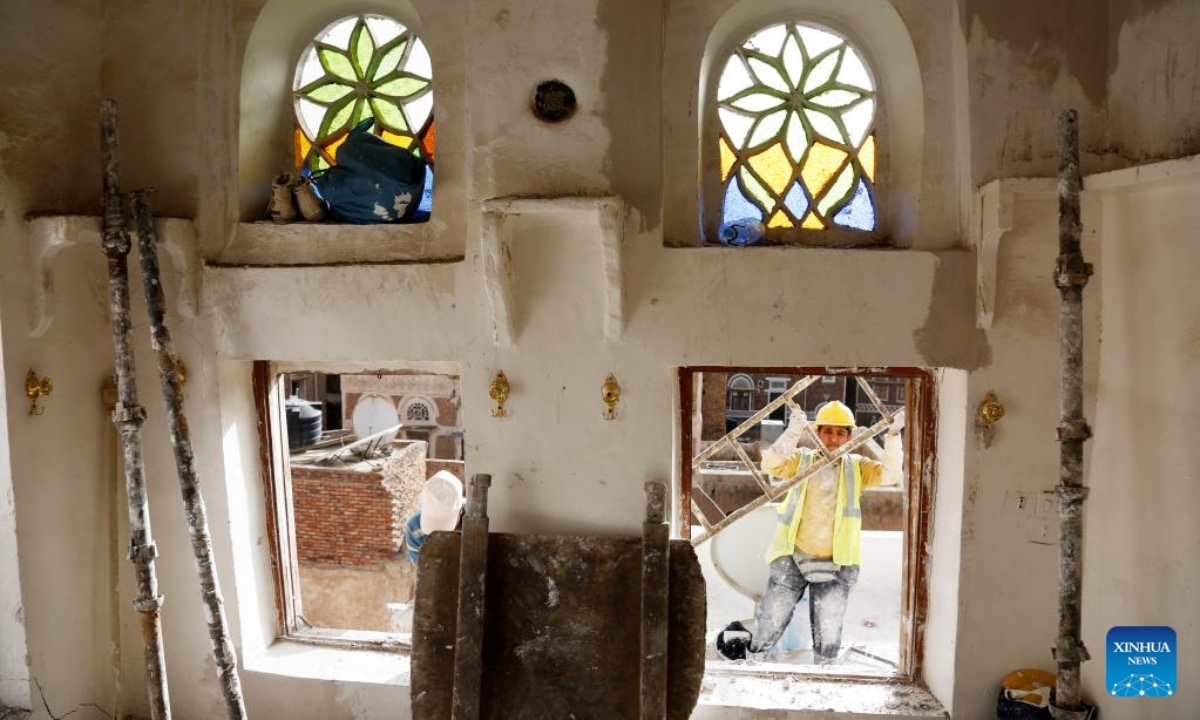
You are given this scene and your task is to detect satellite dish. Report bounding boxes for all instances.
[352,393,401,447]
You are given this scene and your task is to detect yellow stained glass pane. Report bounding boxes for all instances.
[747,142,792,196]
[294,127,312,170]
[326,133,349,162]
[382,130,414,149]
[860,135,876,182]
[800,142,849,198]
[801,212,825,229]
[719,137,737,183]
[767,210,794,228]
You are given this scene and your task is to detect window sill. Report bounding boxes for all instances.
[700,663,945,717]
[213,221,464,267]
[243,638,411,687]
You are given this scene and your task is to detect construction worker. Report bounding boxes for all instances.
[404,471,465,565]
[717,400,904,664]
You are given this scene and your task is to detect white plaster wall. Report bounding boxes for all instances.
[1080,176,1200,719]
[947,192,1104,718]
[2,0,1199,718]
[0,313,29,711]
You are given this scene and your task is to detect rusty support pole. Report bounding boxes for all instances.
[100,99,172,720]
[453,474,491,720]
[640,482,669,720]
[131,193,248,720]
[1051,109,1093,720]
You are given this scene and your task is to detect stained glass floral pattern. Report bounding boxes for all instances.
[292,14,435,175]
[717,23,877,232]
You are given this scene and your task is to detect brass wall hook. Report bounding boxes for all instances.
[602,374,620,421]
[26,370,53,416]
[489,370,510,418]
[979,391,1005,428]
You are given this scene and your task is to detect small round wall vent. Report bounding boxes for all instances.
[532,80,577,123]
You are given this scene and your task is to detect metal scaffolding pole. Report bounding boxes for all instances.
[1051,109,1093,720]
[100,99,172,720]
[131,192,249,720]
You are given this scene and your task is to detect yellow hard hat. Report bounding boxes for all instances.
[814,400,856,428]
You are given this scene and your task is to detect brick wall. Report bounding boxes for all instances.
[292,466,395,567]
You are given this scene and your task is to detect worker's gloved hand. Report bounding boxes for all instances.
[768,408,807,454]
[888,411,906,436]
[716,620,753,661]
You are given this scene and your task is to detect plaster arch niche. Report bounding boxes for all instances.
[664,0,924,247]
[237,0,467,259]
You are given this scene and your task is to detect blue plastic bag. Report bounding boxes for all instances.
[315,119,428,224]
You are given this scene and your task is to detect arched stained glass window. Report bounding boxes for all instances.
[292,13,435,213]
[716,23,877,234]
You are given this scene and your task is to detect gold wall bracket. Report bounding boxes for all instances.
[602,374,620,421]
[26,370,53,416]
[489,370,510,418]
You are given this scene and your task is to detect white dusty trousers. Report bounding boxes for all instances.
[749,554,859,662]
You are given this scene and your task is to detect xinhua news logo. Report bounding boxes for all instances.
[1107,626,1176,698]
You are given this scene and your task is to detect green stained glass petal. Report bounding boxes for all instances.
[747,56,789,93]
[304,82,354,103]
[809,89,861,109]
[370,38,408,81]
[353,98,373,126]
[318,47,356,82]
[740,166,776,212]
[747,109,787,148]
[352,22,375,78]
[374,76,429,98]
[371,98,407,131]
[781,32,804,89]
[817,163,856,216]
[321,97,356,137]
[728,91,785,113]
[804,48,840,92]
[785,111,808,162]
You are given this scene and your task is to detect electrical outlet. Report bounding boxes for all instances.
[1004,490,1029,515]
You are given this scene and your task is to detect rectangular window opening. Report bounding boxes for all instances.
[678,366,935,683]
[255,361,464,652]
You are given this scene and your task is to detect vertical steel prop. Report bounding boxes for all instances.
[1051,109,1093,720]
[100,99,172,720]
[131,192,249,720]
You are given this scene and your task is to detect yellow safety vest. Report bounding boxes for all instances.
[764,451,864,567]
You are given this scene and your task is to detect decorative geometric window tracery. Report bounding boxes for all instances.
[716,23,877,233]
[405,399,433,423]
[291,13,435,212]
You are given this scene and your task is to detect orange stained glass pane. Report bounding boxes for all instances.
[747,142,792,196]
[860,135,876,182]
[800,142,849,198]
[421,121,436,161]
[382,130,415,149]
[801,212,825,229]
[767,210,794,228]
[326,133,349,162]
[294,127,312,170]
[719,137,737,182]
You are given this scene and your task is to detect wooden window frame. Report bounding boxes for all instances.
[678,365,937,683]
[253,360,410,652]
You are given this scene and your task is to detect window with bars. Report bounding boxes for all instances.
[710,22,881,244]
[679,367,934,678]
[292,13,435,215]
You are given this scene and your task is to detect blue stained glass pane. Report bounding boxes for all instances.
[833,179,874,231]
[783,182,809,219]
[418,164,433,215]
[722,177,763,225]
